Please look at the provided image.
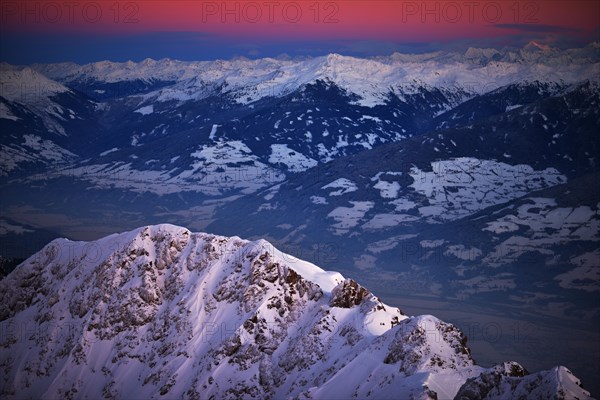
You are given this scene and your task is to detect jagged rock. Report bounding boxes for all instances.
[0,225,593,400]
[330,278,370,308]
[454,362,592,400]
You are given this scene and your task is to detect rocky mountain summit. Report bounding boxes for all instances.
[0,224,593,399]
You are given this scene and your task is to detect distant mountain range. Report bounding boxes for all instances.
[1,44,599,396]
[2,43,598,181]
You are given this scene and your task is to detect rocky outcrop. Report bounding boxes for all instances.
[455,362,592,400]
[330,278,370,308]
[0,225,593,400]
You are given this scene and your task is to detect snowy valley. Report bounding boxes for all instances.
[1,44,599,397]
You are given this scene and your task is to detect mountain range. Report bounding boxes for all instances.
[0,224,594,399]
[1,43,599,396]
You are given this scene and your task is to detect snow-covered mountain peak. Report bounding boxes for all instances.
[249,237,345,294]
[326,52,344,61]
[0,65,70,103]
[21,46,599,107]
[464,46,502,60]
[0,224,594,399]
[524,40,553,52]
[455,363,591,399]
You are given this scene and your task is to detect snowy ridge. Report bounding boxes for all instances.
[3,46,595,182]
[0,64,70,104]
[455,362,591,399]
[0,225,593,399]
[29,45,600,107]
[0,64,78,137]
[0,63,104,176]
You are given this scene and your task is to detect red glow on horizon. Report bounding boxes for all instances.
[0,1,598,44]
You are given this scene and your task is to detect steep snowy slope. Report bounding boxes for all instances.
[2,48,597,256]
[209,80,599,243]
[19,45,598,179]
[1,51,594,241]
[455,362,590,400]
[0,63,70,103]
[0,225,593,399]
[429,80,566,131]
[3,45,596,186]
[33,45,600,106]
[0,64,102,177]
[204,82,600,386]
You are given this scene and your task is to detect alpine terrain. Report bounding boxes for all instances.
[0,224,593,399]
[1,43,599,397]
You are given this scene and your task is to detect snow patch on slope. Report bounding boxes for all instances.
[134,104,154,115]
[327,201,374,234]
[322,178,358,196]
[0,103,19,121]
[409,158,566,222]
[482,198,600,269]
[268,144,317,173]
[0,135,77,176]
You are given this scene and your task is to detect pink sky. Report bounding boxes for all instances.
[1,1,598,63]
[2,0,598,42]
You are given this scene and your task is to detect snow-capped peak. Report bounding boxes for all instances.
[250,238,344,293]
[525,40,553,52]
[0,224,593,399]
[0,65,70,103]
[25,46,599,106]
